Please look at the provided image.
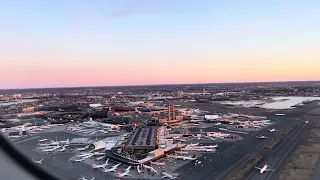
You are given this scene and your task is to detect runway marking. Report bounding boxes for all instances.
[15,136,40,144]
[276,124,305,156]
[215,153,252,180]
[256,138,270,150]
[265,141,298,180]
[205,143,257,180]
[245,155,271,180]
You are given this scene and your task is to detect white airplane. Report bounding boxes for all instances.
[32,158,43,164]
[137,165,141,173]
[255,164,274,173]
[275,113,285,116]
[82,154,94,159]
[205,136,215,141]
[116,166,132,177]
[167,155,196,161]
[92,159,109,169]
[77,145,90,151]
[161,172,178,179]
[78,175,87,180]
[188,143,199,147]
[59,145,68,152]
[117,170,131,177]
[268,128,278,132]
[257,135,268,139]
[178,138,187,142]
[96,155,105,161]
[202,144,218,148]
[38,139,47,142]
[175,151,188,155]
[59,139,70,144]
[72,158,86,162]
[93,152,105,156]
[77,176,95,180]
[103,163,121,173]
[41,146,60,152]
[203,149,216,152]
[77,153,93,157]
[38,143,48,146]
[142,164,158,173]
[151,161,166,166]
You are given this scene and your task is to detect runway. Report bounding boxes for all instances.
[178,115,309,180]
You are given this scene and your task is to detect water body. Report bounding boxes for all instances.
[0,99,38,106]
[219,96,320,110]
[262,96,320,109]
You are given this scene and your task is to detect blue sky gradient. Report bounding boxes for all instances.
[0,0,319,88]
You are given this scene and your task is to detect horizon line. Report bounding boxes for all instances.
[1,80,320,91]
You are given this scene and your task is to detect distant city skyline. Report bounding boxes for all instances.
[1,1,320,89]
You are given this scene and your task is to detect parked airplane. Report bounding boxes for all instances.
[72,158,86,162]
[41,145,61,152]
[58,145,68,152]
[117,166,132,177]
[32,158,43,164]
[268,128,278,132]
[255,164,274,173]
[142,164,158,173]
[167,155,197,161]
[38,139,47,142]
[77,145,90,151]
[38,143,48,146]
[78,175,95,180]
[137,165,142,173]
[103,163,121,173]
[92,159,109,169]
[161,172,178,179]
[59,139,70,144]
[177,138,187,142]
[82,154,94,159]
[188,143,199,147]
[151,161,166,166]
[96,155,105,161]
[77,153,93,157]
[257,135,268,139]
[175,151,188,155]
[275,113,285,116]
[202,144,218,148]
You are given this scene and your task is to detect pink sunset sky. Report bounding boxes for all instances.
[1,1,319,89]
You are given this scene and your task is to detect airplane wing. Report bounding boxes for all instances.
[266,169,274,171]
[254,167,262,170]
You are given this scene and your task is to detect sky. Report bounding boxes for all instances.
[0,0,320,89]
